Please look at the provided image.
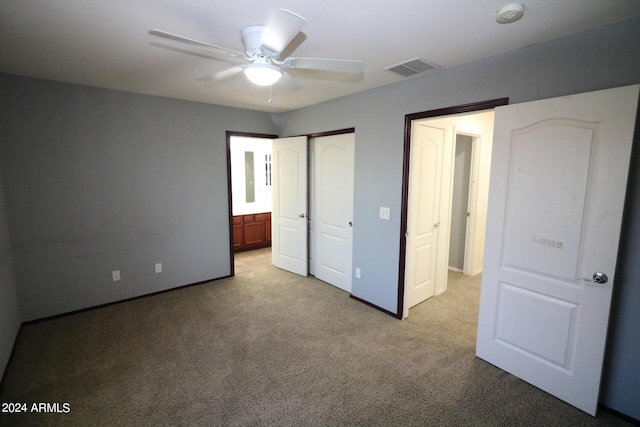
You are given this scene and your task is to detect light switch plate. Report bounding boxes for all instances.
[380,207,390,220]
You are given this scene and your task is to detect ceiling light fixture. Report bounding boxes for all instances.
[496,3,525,24]
[243,59,283,86]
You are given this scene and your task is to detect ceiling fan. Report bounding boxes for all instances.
[149,9,365,87]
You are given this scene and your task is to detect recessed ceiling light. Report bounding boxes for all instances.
[496,3,525,24]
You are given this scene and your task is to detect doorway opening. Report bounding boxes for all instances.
[227,129,355,290]
[398,98,509,319]
[226,131,277,276]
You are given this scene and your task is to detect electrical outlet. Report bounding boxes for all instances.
[112,270,121,282]
[155,263,162,273]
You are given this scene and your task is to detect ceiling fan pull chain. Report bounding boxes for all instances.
[268,85,273,104]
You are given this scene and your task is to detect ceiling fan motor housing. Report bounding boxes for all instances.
[241,26,277,59]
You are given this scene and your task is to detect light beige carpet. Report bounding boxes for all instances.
[0,248,633,426]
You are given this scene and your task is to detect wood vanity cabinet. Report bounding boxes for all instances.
[233,212,272,251]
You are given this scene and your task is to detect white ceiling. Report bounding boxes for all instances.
[1,1,639,113]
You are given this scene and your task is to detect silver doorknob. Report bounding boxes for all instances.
[299,213,306,218]
[580,272,608,284]
[433,222,440,229]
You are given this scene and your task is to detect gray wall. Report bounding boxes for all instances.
[0,75,278,321]
[600,108,640,420]
[281,18,640,314]
[280,19,640,417]
[0,165,20,378]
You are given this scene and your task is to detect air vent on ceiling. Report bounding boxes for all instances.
[384,58,440,78]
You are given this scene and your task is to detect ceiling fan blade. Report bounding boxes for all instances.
[261,9,306,53]
[197,67,244,83]
[149,29,243,57]
[284,57,365,73]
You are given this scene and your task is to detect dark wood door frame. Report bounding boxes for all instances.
[226,131,278,277]
[396,98,509,319]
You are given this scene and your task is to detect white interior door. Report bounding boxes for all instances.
[405,123,444,308]
[308,141,316,275]
[272,136,308,276]
[476,85,639,415]
[314,133,355,292]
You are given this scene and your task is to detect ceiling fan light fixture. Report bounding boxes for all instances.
[244,62,283,86]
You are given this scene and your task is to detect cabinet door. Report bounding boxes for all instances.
[243,222,265,246]
[233,223,243,249]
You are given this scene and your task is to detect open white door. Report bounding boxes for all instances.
[314,133,355,292]
[405,123,444,308]
[476,85,639,415]
[272,136,308,276]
